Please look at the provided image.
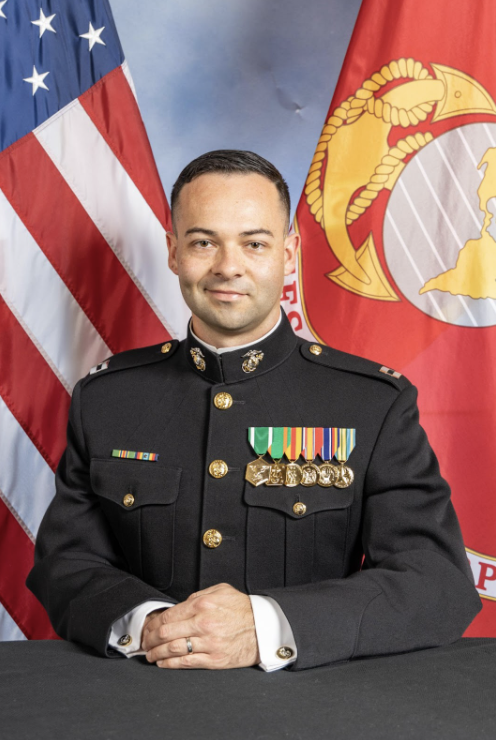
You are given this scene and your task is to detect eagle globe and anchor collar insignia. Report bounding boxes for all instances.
[184,312,297,384]
[242,349,264,373]
[190,347,206,371]
[245,427,356,490]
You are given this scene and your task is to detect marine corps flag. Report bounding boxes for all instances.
[290,0,496,635]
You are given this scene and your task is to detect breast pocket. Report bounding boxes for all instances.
[90,458,182,590]
[244,482,354,591]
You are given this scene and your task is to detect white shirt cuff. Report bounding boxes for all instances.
[109,600,173,657]
[249,595,297,671]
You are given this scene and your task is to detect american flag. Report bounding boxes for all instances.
[0,0,187,640]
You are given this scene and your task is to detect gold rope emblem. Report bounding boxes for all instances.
[306,58,496,301]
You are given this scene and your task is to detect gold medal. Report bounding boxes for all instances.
[266,462,286,486]
[245,456,271,487]
[300,428,319,486]
[334,463,354,489]
[283,427,304,487]
[333,428,356,488]
[301,462,320,487]
[265,429,286,486]
[285,462,303,487]
[318,463,337,487]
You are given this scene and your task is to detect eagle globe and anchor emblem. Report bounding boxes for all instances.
[303,58,496,328]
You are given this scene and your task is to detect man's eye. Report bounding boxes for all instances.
[248,242,263,249]
[195,240,212,247]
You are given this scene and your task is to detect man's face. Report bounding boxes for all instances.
[167,172,299,342]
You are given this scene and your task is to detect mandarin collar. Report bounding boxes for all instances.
[183,310,298,384]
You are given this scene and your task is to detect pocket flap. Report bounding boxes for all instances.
[90,458,181,509]
[244,484,354,518]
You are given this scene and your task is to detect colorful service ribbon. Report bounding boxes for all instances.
[284,426,303,462]
[268,427,285,460]
[248,427,356,462]
[111,449,159,461]
[335,428,356,463]
[248,427,270,457]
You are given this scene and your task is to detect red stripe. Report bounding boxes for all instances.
[0,296,69,471]
[0,134,170,354]
[0,500,59,640]
[314,427,324,458]
[79,66,172,232]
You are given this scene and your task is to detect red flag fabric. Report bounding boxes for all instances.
[293,0,496,635]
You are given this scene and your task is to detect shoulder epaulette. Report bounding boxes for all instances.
[83,340,179,384]
[300,341,411,392]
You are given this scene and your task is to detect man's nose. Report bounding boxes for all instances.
[212,246,244,279]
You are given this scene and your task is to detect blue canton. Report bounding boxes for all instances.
[0,0,124,152]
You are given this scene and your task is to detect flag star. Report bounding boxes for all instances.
[79,22,105,51]
[31,9,56,37]
[23,66,50,95]
[0,0,7,20]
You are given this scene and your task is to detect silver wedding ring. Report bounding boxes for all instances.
[186,637,193,654]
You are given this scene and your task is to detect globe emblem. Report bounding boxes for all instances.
[383,123,496,327]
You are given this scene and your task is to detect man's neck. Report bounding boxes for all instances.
[190,312,282,355]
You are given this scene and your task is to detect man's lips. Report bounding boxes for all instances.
[205,288,248,301]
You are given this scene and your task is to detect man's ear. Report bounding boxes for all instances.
[283,231,300,277]
[166,231,179,275]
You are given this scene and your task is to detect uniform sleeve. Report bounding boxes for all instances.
[249,595,297,671]
[26,381,176,656]
[109,600,171,656]
[260,384,482,670]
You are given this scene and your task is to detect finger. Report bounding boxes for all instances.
[188,583,232,599]
[158,599,198,624]
[142,617,197,651]
[155,653,224,670]
[146,636,206,663]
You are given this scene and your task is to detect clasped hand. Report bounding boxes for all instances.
[141,583,260,669]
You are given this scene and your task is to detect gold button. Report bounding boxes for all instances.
[123,493,135,507]
[214,392,233,410]
[293,502,307,516]
[309,344,322,356]
[203,529,222,548]
[161,342,172,354]
[276,646,294,660]
[117,634,132,647]
[209,460,228,478]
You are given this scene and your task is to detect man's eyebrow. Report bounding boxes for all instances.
[239,228,274,238]
[184,227,218,237]
[183,227,275,238]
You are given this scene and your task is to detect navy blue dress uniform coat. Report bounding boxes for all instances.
[27,312,481,669]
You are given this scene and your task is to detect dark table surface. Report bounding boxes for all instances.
[1,638,494,739]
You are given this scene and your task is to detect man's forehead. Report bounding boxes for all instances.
[180,171,280,200]
[175,172,286,226]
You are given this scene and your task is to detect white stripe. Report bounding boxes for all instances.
[435,139,482,230]
[453,130,496,316]
[0,395,55,538]
[249,427,253,447]
[457,127,483,173]
[398,180,478,327]
[415,156,466,250]
[0,189,112,390]
[386,211,447,322]
[34,98,189,340]
[483,123,496,148]
[0,602,27,641]
[121,60,138,102]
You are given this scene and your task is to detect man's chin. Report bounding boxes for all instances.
[193,305,259,335]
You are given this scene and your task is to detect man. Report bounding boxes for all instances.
[27,150,481,671]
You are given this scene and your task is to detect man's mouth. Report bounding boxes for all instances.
[205,288,248,301]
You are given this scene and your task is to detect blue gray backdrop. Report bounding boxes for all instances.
[111,0,361,218]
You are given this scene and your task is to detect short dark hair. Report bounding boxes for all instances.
[170,149,291,227]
